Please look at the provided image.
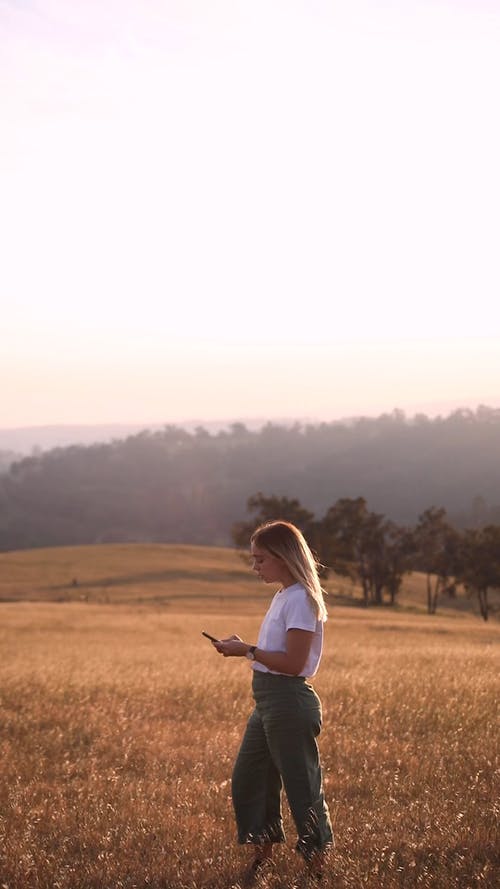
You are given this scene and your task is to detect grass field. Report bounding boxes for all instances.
[1,545,499,888]
[1,542,497,617]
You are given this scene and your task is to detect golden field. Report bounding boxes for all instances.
[0,545,499,888]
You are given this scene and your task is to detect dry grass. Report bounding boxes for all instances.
[0,544,259,609]
[0,546,499,887]
[1,542,495,618]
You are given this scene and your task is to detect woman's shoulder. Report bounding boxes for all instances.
[282,581,305,593]
[283,582,309,604]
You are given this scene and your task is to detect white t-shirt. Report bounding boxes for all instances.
[252,582,324,678]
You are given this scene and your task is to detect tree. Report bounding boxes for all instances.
[319,498,389,605]
[456,525,500,621]
[380,522,416,606]
[231,492,315,548]
[413,507,460,614]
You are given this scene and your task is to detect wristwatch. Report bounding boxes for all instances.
[246,645,257,661]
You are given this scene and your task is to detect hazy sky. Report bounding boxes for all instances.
[2,0,499,428]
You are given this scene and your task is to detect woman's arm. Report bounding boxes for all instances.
[215,629,313,676]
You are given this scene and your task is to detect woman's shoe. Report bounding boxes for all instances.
[241,855,273,887]
[305,849,329,883]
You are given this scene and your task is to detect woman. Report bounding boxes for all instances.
[213,520,333,883]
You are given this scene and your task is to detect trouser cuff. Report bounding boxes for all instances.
[238,819,286,845]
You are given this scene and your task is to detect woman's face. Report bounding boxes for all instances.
[250,543,295,587]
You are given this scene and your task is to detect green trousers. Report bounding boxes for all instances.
[231,671,333,860]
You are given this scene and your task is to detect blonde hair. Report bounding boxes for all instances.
[250,520,328,622]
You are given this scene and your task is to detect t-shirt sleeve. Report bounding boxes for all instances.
[283,590,317,633]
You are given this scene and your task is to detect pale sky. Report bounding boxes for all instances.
[2,0,500,428]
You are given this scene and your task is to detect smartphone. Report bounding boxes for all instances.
[202,631,221,644]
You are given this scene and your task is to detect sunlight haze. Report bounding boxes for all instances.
[2,0,499,427]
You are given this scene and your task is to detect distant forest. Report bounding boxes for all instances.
[0,407,499,555]
[0,450,17,474]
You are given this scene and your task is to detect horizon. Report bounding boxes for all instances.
[1,397,499,442]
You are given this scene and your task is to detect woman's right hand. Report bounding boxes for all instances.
[212,634,240,653]
[214,634,251,658]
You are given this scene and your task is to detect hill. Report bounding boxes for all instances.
[0,543,254,609]
[0,542,493,618]
[1,407,500,552]
[0,416,290,455]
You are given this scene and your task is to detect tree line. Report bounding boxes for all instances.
[0,407,499,570]
[232,493,500,621]
[0,450,17,474]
